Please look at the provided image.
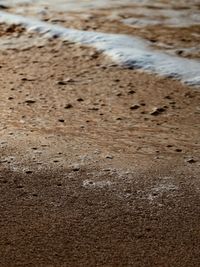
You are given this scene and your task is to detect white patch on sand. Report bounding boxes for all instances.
[122,6,200,28]
[83,179,112,189]
[147,177,179,202]
[0,11,200,86]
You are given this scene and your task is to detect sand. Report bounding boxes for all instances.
[0,5,199,267]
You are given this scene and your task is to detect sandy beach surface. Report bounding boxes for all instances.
[0,1,199,266]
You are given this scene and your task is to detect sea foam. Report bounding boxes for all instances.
[0,11,199,86]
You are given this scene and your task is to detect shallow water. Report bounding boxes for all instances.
[1,0,199,22]
[0,0,146,11]
[0,10,200,86]
[2,0,200,31]
[0,0,199,86]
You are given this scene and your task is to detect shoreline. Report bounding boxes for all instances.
[0,11,200,85]
[0,3,199,267]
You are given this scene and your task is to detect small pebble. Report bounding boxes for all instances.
[175,149,182,152]
[25,100,36,105]
[128,90,135,95]
[150,107,165,116]
[72,166,80,171]
[186,158,196,164]
[77,98,84,102]
[106,155,113,159]
[130,104,140,110]
[64,104,73,109]
[57,78,75,85]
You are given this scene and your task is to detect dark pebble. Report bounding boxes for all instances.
[77,98,84,102]
[64,104,73,109]
[25,100,36,105]
[186,158,196,164]
[175,149,182,152]
[128,90,136,95]
[150,107,165,116]
[130,104,140,110]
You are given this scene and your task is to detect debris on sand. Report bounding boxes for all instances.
[150,107,166,116]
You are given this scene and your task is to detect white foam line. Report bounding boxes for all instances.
[0,10,200,86]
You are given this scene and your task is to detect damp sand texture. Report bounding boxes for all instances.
[0,1,199,267]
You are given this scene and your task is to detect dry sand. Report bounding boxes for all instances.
[0,7,199,267]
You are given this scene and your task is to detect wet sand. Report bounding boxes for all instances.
[0,4,199,267]
[6,0,200,59]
